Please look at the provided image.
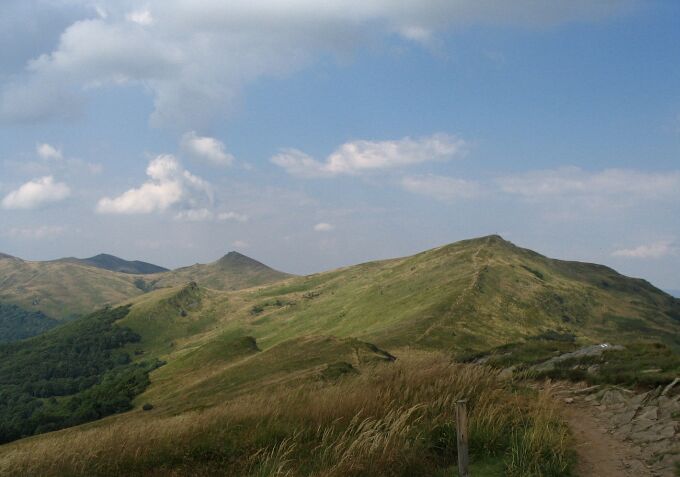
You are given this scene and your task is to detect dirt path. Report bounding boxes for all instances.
[561,400,653,477]
[545,381,678,477]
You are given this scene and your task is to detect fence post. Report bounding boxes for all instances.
[456,399,469,477]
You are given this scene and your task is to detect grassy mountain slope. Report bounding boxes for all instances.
[1,235,678,475]
[0,251,290,320]
[0,256,146,319]
[175,235,678,354]
[98,235,679,418]
[57,253,169,274]
[145,251,291,291]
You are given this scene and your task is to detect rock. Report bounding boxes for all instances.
[658,396,680,420]
[629,391,651,407]
[564,397,575,404]
[631,418,656,434]
[631,422,676,443]
[601,389,627,405]
[662,378,680,397]
[573,384,601,395]
[532,343,624,372]
[612,409,638,427]
[584,393,599,402]
[638,406,659,421]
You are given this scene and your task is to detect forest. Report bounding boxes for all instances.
[0,305,159,444]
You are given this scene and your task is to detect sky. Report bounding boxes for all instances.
[0,0,679,290]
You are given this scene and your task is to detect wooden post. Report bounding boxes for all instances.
[456,399,469,477]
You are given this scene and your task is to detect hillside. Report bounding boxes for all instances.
[144,251,292,291]
[165,235,677,354]
[0,256,146,319]
[0,251,291,319]
[1,235,679,475]
[57,253,169,274]
[0,303,59,343]
[101,235,680,414]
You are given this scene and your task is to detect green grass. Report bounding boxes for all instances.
[0,353,574,477]
[1,234,679,474]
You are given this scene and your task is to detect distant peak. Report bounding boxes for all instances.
[217,251,262,267]
[0,252,20,261]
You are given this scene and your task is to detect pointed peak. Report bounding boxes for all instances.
[216,251,264,268]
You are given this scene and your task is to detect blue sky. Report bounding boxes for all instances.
[0,0,679,290]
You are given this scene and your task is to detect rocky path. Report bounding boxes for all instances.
[547,381,679,477]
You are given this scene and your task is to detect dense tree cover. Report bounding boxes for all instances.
[0,303,59,344]
[0,306,159,444]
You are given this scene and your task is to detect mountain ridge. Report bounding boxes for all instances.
[56,253,169,275]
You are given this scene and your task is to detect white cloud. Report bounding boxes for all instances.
[126,8,154,26]
[97,154,211,214]
[498,167,680,200]
[314,222,335,232]
[612,241,676,259]
[181,131,234,166]
[273,134,465,178]
[0,1,635,126]
[5,225,66,240]
[401,174,481,201]
[36,143,63,161]
[1,176,71,209]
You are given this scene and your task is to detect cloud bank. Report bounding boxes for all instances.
[0,0,637,127]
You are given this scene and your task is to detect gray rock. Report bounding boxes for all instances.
[638,406,659,421]
[601,389,627,405]
[612,409,638,427]
[631,418,657,434]
[532,343,624,372]
[662,378,679,397]
[631,422,677,443]
[630,391,651,407]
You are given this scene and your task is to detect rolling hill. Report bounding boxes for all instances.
[0,251,291,319]
[1,235,679,475]
[0,255,146,319]
[57,253,169,274]
[143,251,292,291]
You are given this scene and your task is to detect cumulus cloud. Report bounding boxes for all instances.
[181,131,234,166]
[36,143,63,160]
[401,174,481,201]
[0,1,636,126]
[314,222,335,232]
[1,176,71,209]
[612,241,676,259]
[273,134,465,178]
[97,155,211,214]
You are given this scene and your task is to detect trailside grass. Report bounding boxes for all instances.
[0,352,574,477]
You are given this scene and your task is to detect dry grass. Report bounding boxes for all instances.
[0,352,573,476]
